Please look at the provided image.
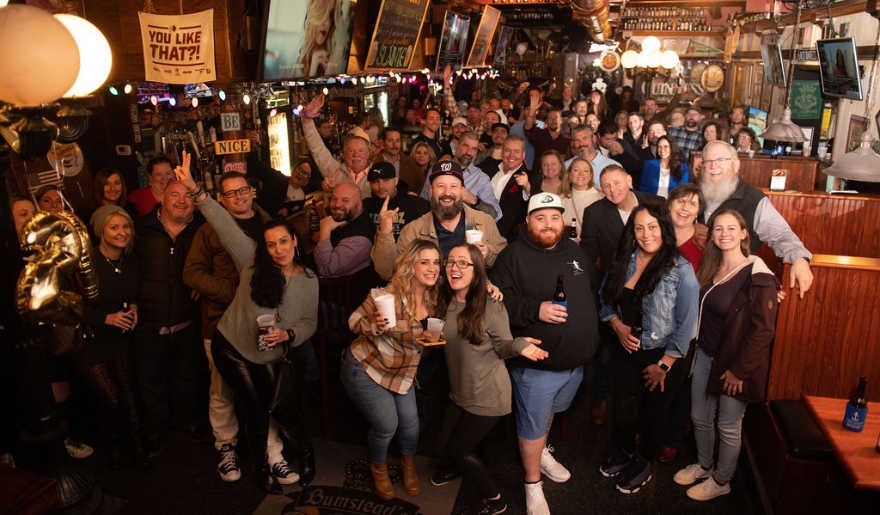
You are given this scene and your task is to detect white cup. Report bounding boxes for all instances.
[465,230,483,244]
[256,314,276,351]
[425,317,445,342]
[373,293,397,329]
[817,146,828,158]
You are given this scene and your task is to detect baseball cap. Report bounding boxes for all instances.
[429,160,464,183]
[367,162,396,182]
[527,192,565,215]
[491,122,510,133]
[451,117,468,127]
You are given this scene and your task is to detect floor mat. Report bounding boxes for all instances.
[252,439,461,515]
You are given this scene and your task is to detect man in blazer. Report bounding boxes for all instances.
[580,164,664,426]
[484,135,537,241]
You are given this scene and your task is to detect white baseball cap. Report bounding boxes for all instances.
[527,192,565,215]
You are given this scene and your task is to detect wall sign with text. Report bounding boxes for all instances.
[365,0,431,70]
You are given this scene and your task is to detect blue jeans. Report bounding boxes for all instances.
[690,348,747,481]
[340,348,419,464]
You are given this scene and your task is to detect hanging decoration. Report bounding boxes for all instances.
[138,9,216,84]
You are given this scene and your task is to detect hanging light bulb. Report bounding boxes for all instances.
[55,14,113,98]
[124,83,133,94]
[243,93,251,105]
[191,97,199,108]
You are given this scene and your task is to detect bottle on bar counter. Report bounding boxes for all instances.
[843,376,868,432]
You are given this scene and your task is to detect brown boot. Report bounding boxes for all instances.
[371,462,395,500]
[400,455,421,496]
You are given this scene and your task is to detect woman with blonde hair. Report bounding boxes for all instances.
[297,0,338,77]
[410,141,437,195]
[559,157,604,241]
[342,239,442,500]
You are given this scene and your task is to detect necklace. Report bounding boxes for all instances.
[104,254,123,274]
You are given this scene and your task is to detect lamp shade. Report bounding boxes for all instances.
[621,50,639,69]
[642,36,661,53]
[0,4,80,106]
[645,49,662,69]
[824,132,880,182]
[55,14,112,98]
[760,107,806,143]
[661,50,680,69]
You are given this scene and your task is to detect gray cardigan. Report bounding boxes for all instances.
[443,297,530,417]
[197,196,318,364]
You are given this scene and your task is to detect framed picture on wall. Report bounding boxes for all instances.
[847,116,868,152]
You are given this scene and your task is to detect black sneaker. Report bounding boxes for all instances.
[615,455,652,494]
[477,496,507,515]
[599,448,631,477]
[217,444,241,482]
[271,460,301,485]
[430,469,462,486]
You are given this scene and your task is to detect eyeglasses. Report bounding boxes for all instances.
[221,186,252,198]
[703,157,733,168]
[444,259,474,269]
[672,197,700,209]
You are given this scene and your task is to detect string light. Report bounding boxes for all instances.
[218,89,226,101]
[191,97,198,108]
[123,83,132,94]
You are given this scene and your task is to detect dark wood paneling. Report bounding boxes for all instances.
[766,191,880,257]
[738,156,822,192]
[767,255,880,402]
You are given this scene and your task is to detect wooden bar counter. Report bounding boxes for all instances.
[802,395,880,491]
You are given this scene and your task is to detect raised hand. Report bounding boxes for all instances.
[174,150,197,189]
[377,195,399,234]
[301,94,325,119]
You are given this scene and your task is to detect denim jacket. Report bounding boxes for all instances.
[599,251,699,357]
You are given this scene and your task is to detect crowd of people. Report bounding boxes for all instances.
[6,78,816,515]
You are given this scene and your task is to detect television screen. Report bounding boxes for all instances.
[435,11,470,72]
[259,0,357,82]
[816,37,863,101]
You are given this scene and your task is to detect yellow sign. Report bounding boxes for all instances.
[214,139,251,155]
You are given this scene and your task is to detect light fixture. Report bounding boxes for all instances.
[243,94,251,105]
[760,3,805,143]
[621,35,679,82]
[150,95,158,106]
[124,83,133,94]
[218,88,226,101]
[191,97,199,108]
[54,14,112,98]
[169,96,177,107]
[109,85,119,96]
[0,5,80,105]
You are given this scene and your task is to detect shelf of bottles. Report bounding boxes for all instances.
[621,6,713,32]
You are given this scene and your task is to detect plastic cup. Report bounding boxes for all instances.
[425,317,445,342]
[465,230,483,244]
[256,314,276,351]
[373,293,397,329]
[817,146,828,159]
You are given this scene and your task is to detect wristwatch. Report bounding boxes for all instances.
[286,329,296,343]
[657,360,670,373]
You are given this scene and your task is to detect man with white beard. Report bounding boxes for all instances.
[699,141,813,297]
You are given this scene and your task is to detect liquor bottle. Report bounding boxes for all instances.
[569,218,578,240]
[631,325,643,339]
[552,275,567,309]
[843,376,868,432]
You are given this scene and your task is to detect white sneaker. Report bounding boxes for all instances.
[687,477,731,501]
[674,463,713,485]
[524,481,550,515]
[64,438,93,459]
[540,446,570,483]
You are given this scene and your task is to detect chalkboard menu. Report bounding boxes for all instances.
[365,0,431,70]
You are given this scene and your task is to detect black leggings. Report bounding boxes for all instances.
[211,332,301,466]
[79,351,135,409]
[434,401,501,498]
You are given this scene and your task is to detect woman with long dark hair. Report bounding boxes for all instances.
[431,243,546,515]
[598,203,699,494]
[175,152,318,494]
[77,167,133,241]
[342,239,442,501]
[639,135,691,197]
[674,209,779,501]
